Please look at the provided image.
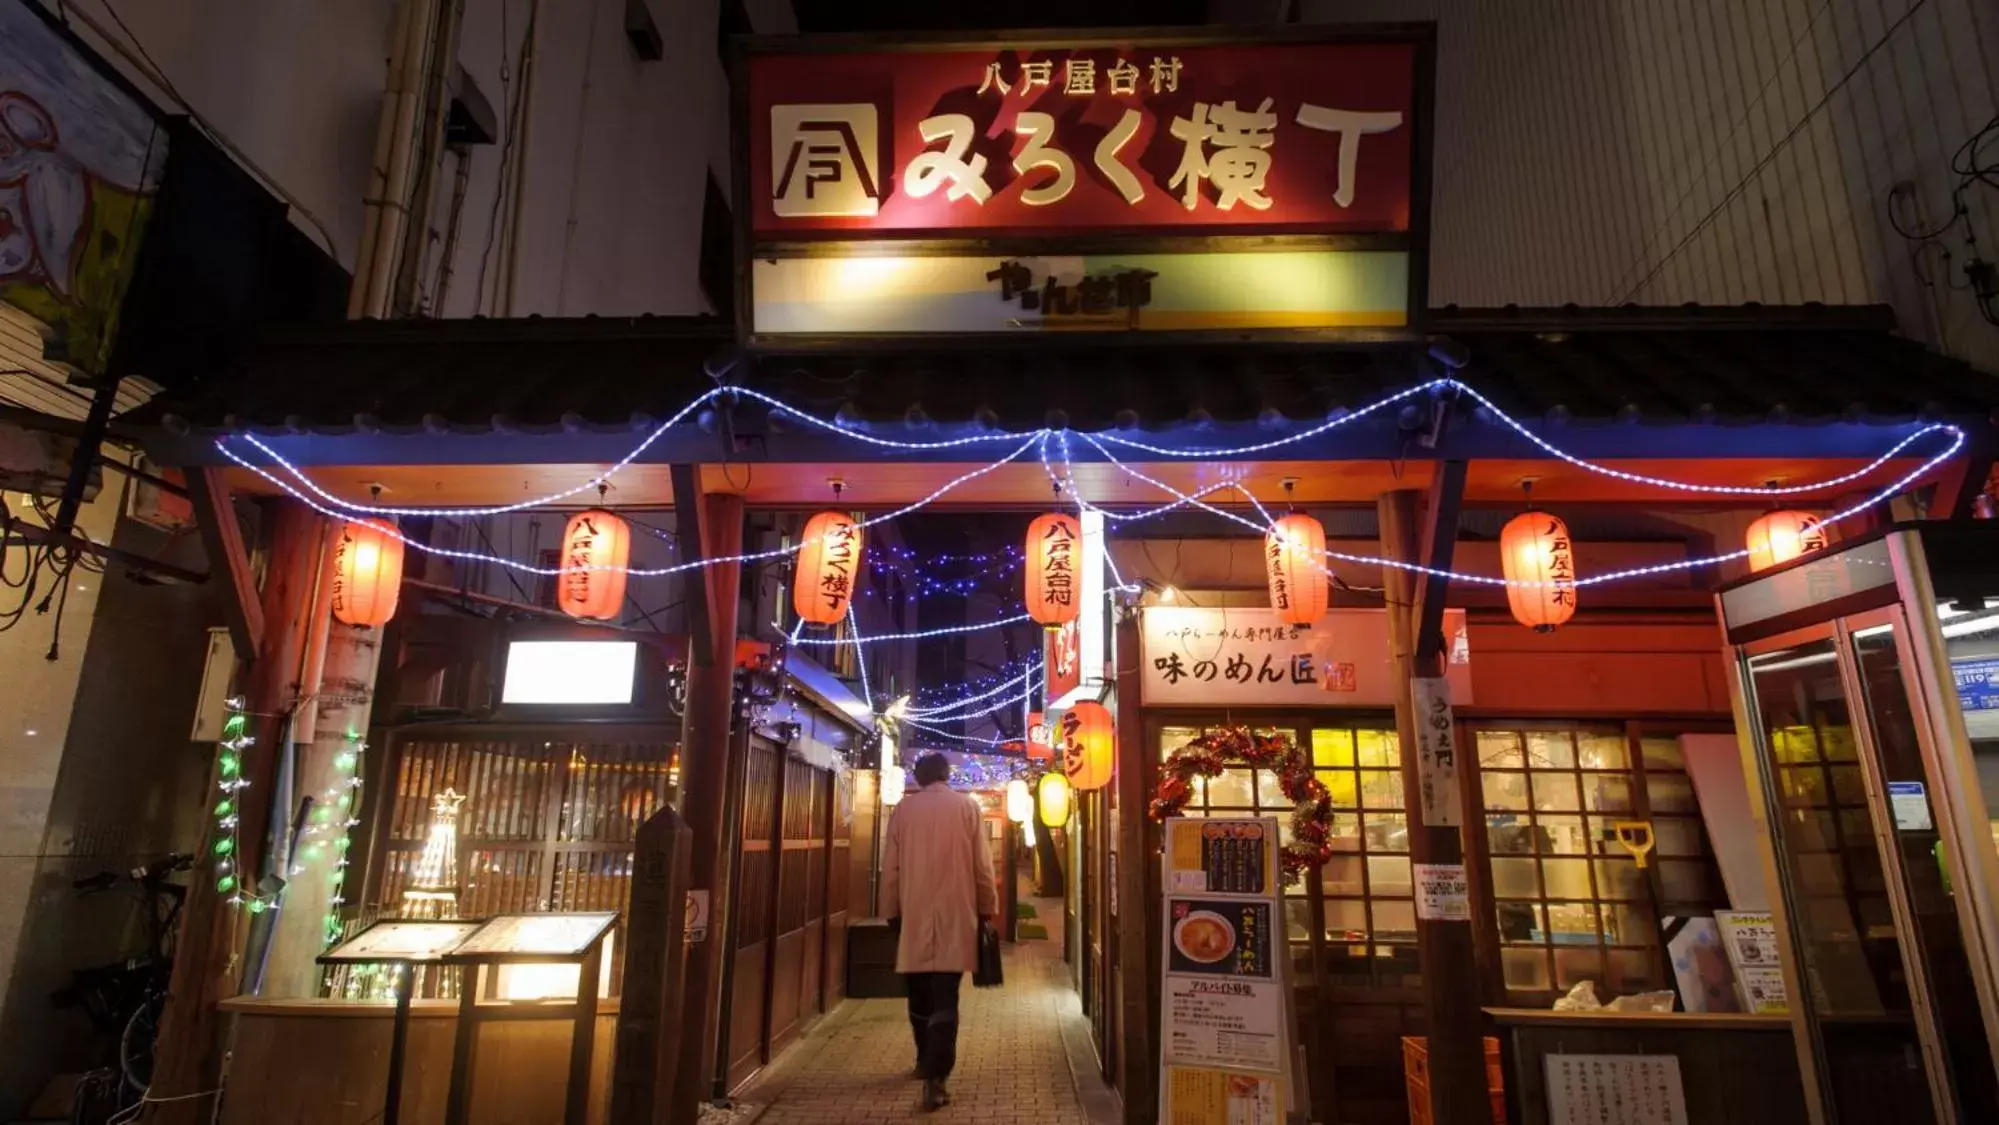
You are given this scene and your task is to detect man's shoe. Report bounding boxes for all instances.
[922,1078,950,1111]
[909,1064,926,1081]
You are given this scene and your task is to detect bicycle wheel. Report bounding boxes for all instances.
[118,991,164,1097]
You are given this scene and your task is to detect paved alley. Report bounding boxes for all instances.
[736,902,1112,1124]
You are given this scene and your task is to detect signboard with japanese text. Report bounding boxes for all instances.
[1047,616,1082,700]
[1140,606,1471,708]
[1410,676,1461,827]
[1159,814,1295,1125]
[739,30,1431,341]
[1413,863,1470,922]
[1544,1055,1689,1125]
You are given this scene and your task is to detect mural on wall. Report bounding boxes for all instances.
[0,3,167,375]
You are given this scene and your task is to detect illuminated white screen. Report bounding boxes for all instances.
[502,641,638,704]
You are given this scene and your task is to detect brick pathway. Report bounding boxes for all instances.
[740,900,1110,1124]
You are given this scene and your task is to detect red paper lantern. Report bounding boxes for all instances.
[330,518,403,628]
[1058,700,1115,791]
[1025,512,1083,627]
[794,511,864,625]
[1746,510,1826,572]
[1500,511,1577,632]
[1264,513,1329,625]
[557,509,631,621]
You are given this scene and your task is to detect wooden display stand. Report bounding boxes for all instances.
[316,918,485,1125]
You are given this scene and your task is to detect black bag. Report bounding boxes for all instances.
[973,920,1004,988]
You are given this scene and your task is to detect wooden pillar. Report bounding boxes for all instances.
[1112,612,1155,1124]
[148,500,326,1122]
[669,479,744,1125]
[1379,478,1488,1125]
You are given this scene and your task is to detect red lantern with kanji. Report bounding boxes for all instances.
[330,518,404,628]
[1264,513,1328,625]
[1025,512,1082,627]
[1500,511,1577,632]
[1058,700,1114,791]
[557,509,631,621]
[794,511,864,625]
[1746,510,1825,572]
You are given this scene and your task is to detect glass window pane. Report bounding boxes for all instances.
[1478,730,1525,769]
[1502,947,1551,990]
[1160,726,1200,761]
[1538,815,1591,854]
[1829,766,1866,804]
[1772,725,1821,763]
[1533,772,1583,812]
[1208,769,1255,808]
[1604,902,1655,946]
[1577,732,1629,770]
[1595,859,1644,900]
[1328,812,1362,852]
[1283,898,1312,941]
[1786,810,1836,850]
[1321,771,1358,808]
[1582,776,1633,813]
[1360,770,1403,809]
[1483,771,1529,811]
[1357,729,1400,768]
[1325,942,1371,981]
[1553,948,1606,989]
[1657,859,1709,903]
[1326,898,1368,937]
[1367,856,1412,896]
[1543,857,1594,899]
[1365,813,1409,854]
[1648,775,1697,813]
[1497,902,1545,943]
[1547,902,1601,944]
[1526,731,1577,769]
[1640,737,1685,769]
[1779,767,1826,807]
[1324,856,1364,896]
[1487,815,1535,854]
[1652,818,1706,857]
[1607,949,1654,992]
[1371,900,1416,940]
[1491,857,1539,898]
[1822,726,1858,761]
[1255,769,1288,809]
[1311,729,1355,768]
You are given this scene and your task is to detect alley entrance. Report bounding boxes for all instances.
[731,898,1114,1124]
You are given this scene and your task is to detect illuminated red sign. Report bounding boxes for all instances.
[746,38,1421,241]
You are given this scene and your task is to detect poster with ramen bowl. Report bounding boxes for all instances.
[1168,900,1273,978]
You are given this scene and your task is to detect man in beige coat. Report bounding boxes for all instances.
[881,752,1000,1111]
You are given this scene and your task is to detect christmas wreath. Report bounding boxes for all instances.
[1149,726,1333,882]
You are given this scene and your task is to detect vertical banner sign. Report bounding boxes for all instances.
[1159,817,1294,1125]
[1410,676,1460,827]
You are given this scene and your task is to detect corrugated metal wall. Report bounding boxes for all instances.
[1302,0,1999,370]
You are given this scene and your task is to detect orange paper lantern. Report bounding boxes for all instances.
[557,509,631,621]
[1746,510,1826,572]
[1264,514,1329,625]
[330,518,403,628]
[1058,700,1114,791]
[794,511,864,625]
[1025,512,1083,627]
[1500,511,1577,632]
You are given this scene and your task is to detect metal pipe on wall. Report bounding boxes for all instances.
[391,0,468,316]
[350,0,439,319]
[499,0,543,316]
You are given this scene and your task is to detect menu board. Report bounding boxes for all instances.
[320,919,483,964]
[1715,910,1788,1014]
[1159,817,1293,1125]
[1545,1054,1689,1125]
[447,911,619,959]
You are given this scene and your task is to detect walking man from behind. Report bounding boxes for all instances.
[881,752,1000,1112]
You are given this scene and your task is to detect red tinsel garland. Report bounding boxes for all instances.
[1148,726,1333,882]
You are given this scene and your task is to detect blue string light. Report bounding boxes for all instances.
[906,661,1044,719]
[792,613,1036,647]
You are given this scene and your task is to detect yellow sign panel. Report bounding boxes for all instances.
[1165,1065,1283,1125]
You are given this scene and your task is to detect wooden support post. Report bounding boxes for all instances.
[1927,453,1995,520]
[147,501,326,1123]
[1112,612,1155,1124]
[185,467,265,661]
[611,804,694,1124]
[668,482,744,1125]
[1379,479,1488,1125]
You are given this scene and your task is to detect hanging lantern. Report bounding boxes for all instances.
[557,509,631,621]
[1500,511,1578,632]
[1025,512,1083,627]
[1264,513,1329,625]
[1005,778,1033,824]
[330,518,404,628]
[794,511,864,626]
[1026,711,1054,761]
[880,764,907,807]
[1038,770,1072,827]
[1746,510,1826,572]
[1058,700,1115,791]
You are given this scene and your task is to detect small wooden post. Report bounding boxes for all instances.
[1112,613,1155,1123]
[1380,474,1489,1125]
[611,806,694,1125]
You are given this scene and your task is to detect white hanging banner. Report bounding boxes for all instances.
[1410,675,1461,827]
[1139,607,1471,707]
